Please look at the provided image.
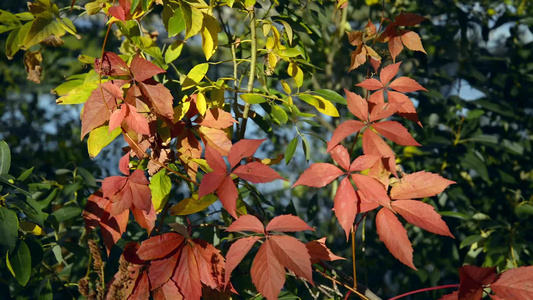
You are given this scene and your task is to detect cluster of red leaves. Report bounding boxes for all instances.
[225,214,343,300]
[84,155,155,253]
[199,139,285,218]
[440,265,533,300]
[108,232,230,300]
[348,12,426,71]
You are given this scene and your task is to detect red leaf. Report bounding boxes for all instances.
[191,239,226,290]
[388,35,404,62]
[349,154,380,172]
[131,204,156,234]
[123,104,151,135]
[119,153,130,175]
[329,145,350,171]
[251,240,286,300]
[130,55,165,82]
[226,214,265,234]
[390,171,456,200]
[362,128,397,177]
[369,102,401,122]
[266,215,314,233]
[380,62,401,86]
[228,139,265,168]
[389,76,427,93]
[198,172,226,199]
[439,291,459,300]
[127,169,152,212]
[148,250,181,290]
[392,200,454,237]
[400,30,426,53]
[225,236,262,285]
[153,280,183,300]
[173,244,203,300]
[305,237,345,264]
[138,81,174,122]
[327,120,366,152]
[137,232,184,260]
[345,89,368,122]
[95,52,130,76]
[356,78,382,90]
[372,121,420,146]
[369,89,384,104]
[83,190,129,254]
[217,176,238,218]
[130,271,150,300]
[80,85,116,139]
[205,145,227,173]
[109,105,127,132]
[334,177,358,240]
[375,208,416,269]
[292,163,343,188]
[394,12,426,27]
[491,266,533,299]
[354,190,380,214]
[233,162,285,183]
[197,108,237,129]
[101,81,124,100]
[458,266,497,300]
[200,127,233,156]
[352,174,391,209]
[388,90,421,125]
[269,235,313,284]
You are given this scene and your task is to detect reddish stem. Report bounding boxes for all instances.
[388,284,460,300]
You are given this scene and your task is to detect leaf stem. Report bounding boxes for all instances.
[351,224,357,290]
[238,8,257,139]
[388,284,460,300]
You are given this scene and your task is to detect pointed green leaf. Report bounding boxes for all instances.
[312,89,347,105]
[0,140,11,175]
[182,63,208,90]
[168,6,186,37]
[0,207,18,252]
[285,137,298,164]
[271,105,288,124]
[7,240,31,286]
[240,93,267,104]
[150,169,172,213]
[164,40,184,63]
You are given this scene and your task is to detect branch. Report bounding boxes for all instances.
[238,8,257,139]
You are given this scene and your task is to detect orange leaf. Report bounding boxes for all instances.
[233,162,285,183]
[269,235,313,284]
[372,121,420,146]
[205,145,227,173]
[225,236,262,285]
[375,208,416,269]
[356,78,382,90]
[228,139,265,168]
[292,163,343,188]
[198,172,226,199]
[388,35,403,62]
[362,129,397,177]
[137,232,184,260]
[80,85,116,139]
[352,174,391,209]
[491,266,533,299]
[392,200,454,237]
[327,120,366,152]
[348,154,380,172]
[197,108,237,130]
[266,215,314,233]
[329,145,350,171]
[216,175,238,218]
[305,237,345,264]
[226,214,265,234]
[251,240,286,300]
[380,62,401,86]
[191,239,226,290]
[390,171,455,200]
[334,177,358,240]
[148,250,181,290]
[345,89,368,122]
[173,245,203,300]
[400,30,426,53]
[130,55,165,82]
[389,76,427,93]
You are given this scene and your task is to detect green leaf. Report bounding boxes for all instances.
[460,235,484,249]
[277,19,293,46]
[168,6,186,37]
[17,167,34,182]
[164,40,184,63]
[302,135,310,162]
[0,207,18,252]
[50,206,82,222]
[240,93,267,104]
[0,10,21,33]
[7,240,31,286]
[142,0,152,11]
[11,197,46,226]
[312,89,347,105]
[285,137,298,164]
[182,63,209,90]
[150,169,172,213]
[55,82,98,105]
[201,13,220,60]
[6,26,22,59]
[130,0,140,14]
[182,4,203,39]
[271,105,288,124]
[37,279,53,300]
[0,140,11,175]
[87,126,121,158]
[515,204,533,218]
[22,17,65,49]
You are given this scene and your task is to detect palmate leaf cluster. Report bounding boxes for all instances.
[0,0,532,299]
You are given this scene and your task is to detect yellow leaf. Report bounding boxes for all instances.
[173,98,191,122]
[182,63,209,90]
[164,40,184,63]
[298,94,339,117]
[87,126,121,158]
[55,82,98,105]
[19,221,44,235]
[170,193,218,215]
[281,80,291,94]
[268,52,278,71]
[287,62,303,87]
[201,13,220,60]
[150,170,171,213]
[196,92,207,116]
[183,5,203,39]
[261,154,284,166]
